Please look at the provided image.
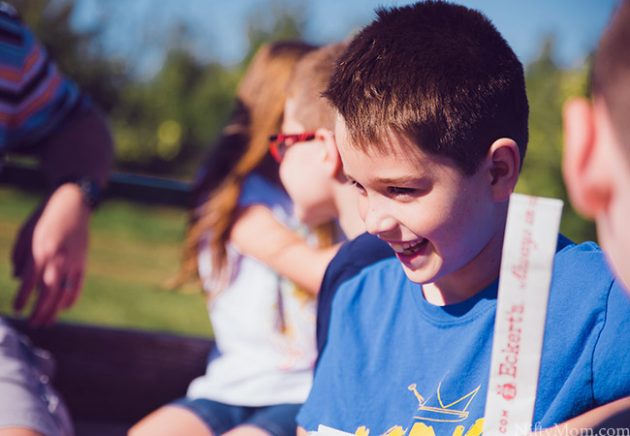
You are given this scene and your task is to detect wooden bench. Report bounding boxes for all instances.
[8,317,214,436]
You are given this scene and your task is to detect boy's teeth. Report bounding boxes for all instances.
[391,244,405,253]
[391,239,424,254]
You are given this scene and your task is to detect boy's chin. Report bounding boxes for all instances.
[399,262,434,285]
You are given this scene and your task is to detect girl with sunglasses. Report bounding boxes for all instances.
[130,41,339,436]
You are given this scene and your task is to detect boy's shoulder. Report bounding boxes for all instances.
[327,254,408,322]
[554,235,613,276]
[549,235,622,314]
[556,233,597,253]
[321,232,399,309]
[322,232,394,289]
[337,252,402,292]
[316,233,394,355]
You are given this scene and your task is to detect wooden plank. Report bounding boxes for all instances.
[7,318,214,425]
[0,162,193,208]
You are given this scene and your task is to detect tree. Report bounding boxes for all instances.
[243,0,305,64]
[110,0,305,177]
[112,49,240,177]
[518,37,596,242]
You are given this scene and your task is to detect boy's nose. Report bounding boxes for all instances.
[363,201,397,236]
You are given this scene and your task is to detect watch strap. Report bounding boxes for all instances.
[56,176,103,210]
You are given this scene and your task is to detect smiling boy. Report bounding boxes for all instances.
[296,2,630,435]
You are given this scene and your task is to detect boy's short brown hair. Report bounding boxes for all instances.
[287,42,348,131]
[592,0,630,158]
[324,1,529,175]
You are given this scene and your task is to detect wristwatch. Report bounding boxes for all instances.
[57,176,103,210]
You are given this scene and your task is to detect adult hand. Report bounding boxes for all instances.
[11,183,90,326]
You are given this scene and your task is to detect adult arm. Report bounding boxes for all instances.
[12,105,114,326]
[531,397,630,435]
[230,204,339,294]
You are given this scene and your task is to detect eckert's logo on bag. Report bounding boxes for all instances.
[496,302,524,399]
[494,206,538,402]
[483,194,563,436]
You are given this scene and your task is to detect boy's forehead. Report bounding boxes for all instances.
[333,113,352,149]
[334,115,462,183]
[335,118,412,175]
[334,114,422,160]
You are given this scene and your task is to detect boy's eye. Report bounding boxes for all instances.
[349,179,366,194]
[387,186,417,196]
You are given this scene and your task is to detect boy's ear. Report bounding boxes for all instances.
[487,137,520,202]
[317,128,342,177]
[562,97,611,219]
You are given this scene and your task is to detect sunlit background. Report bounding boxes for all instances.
[0,0,620,334]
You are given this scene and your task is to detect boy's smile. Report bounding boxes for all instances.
[335,117,507,304]
[388,237,429,266]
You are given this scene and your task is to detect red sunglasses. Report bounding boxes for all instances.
[269,132,316,162]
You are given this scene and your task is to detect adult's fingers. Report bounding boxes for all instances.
[11,208,41,278]
[28,260,63,327]
[59,269,83,311]
[11,221,34,278]
[12,261,38,312]
[11,234,27,277]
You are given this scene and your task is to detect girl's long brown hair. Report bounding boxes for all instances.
[177,41,316,290]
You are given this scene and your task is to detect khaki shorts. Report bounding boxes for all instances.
[0,318,73,436]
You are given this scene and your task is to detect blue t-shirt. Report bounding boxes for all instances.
[238,172,293,217]
[298,236,630,434]
[316,232,393,358]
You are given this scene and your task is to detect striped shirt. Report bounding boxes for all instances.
[0,2,82,152]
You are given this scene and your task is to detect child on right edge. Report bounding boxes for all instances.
[563,0,630,293]
[562,0,630,430]
[297,2,630,435]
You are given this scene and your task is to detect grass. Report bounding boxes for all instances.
[0,187,213,338]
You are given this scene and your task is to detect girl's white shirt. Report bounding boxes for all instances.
[187,173,317,406]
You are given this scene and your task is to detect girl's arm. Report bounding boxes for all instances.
[230,204,340,294]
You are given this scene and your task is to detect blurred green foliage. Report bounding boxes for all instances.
[518,37,596,242]
[110,52,240,177]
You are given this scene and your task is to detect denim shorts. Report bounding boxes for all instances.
[172,397,302,436]
[0,319,73,435]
